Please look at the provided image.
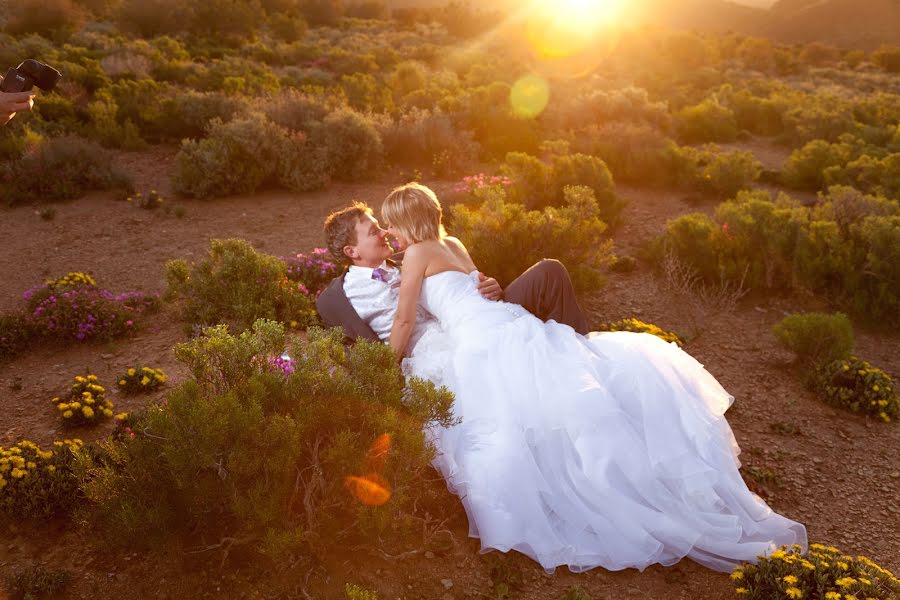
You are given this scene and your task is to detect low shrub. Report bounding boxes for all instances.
[449,185,613,292]
[22,272,158,343]
[772,312,854,368]
[674,97,739,143]
[320,108,384,182]
[78,322,456,561]
[0,439,83,520]
[282,247,342,297]
[598,318,683,346]
[812,357,898,423]
[0,136,133,205]
[52,374,114,425]
[730,543,900,599]
[3,564,73,600]
[172,113,288,199]
[0,315,33,362]
[116,366,168,394]
[671,144,763,198]
[166,238,318,332]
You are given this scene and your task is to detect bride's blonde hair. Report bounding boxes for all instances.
[382,182,447,243]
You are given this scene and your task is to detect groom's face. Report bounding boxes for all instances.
[345,214,392,267]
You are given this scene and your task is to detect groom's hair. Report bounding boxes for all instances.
[324,202,372,265]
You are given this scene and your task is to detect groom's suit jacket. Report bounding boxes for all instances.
[315,257,591,341]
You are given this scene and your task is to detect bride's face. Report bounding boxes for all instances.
[385,224,410,251]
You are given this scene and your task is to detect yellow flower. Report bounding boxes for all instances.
[845,596,858,600]
[82,406,94,419]
[46,465,56,473]
[836,577,857,588]
[119,380,126,386]
[25,461,36,469]
[858,578,871,586]
[128,368,136,376]
[75,376,85,382]
[11,468,25,478]
[837,561,849,570]
[801,560,816,570]
[735,588,749,595]
[103,409,113,417]
[87,374,97,381]
[872,385,879,391]
[730,571,744,580]
[63,410,73,418]
[141,376,150,386]
[825,593,841,600]
[785,587,803,599]
[783,575,798,584]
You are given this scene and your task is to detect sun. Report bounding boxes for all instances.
[524,0,627,59]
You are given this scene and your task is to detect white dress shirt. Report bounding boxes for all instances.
[343,261,440,345]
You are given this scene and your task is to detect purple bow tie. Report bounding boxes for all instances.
[371,267,390,282]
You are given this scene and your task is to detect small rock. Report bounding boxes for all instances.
[424,551,435,559]
[890,471,900,479]
[441,579,454,590]
[101,353,115,359]
[813,458,823,465]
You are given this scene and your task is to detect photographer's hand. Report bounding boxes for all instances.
[0,77,36,125]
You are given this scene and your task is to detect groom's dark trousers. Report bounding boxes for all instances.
[316,258,590,342]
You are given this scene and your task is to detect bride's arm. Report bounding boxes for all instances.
[390,244,427,360]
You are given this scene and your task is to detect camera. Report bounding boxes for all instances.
[0,59,62,93]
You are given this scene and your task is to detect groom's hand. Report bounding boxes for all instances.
[476,272,503,301]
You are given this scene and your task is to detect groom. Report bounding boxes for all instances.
[316,200,589,343]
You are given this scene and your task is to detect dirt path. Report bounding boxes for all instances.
[1,152,898,599]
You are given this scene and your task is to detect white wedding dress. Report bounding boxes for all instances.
[401,270,807,574]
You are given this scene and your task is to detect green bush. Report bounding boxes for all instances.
[598,318,682,346]
[0,439,84,520]
[172,113,288,198]
[0,315,33,363]
[574,122,674,185]
[3,564,73,600]
[782,139,854,191]
[824,152,900,199]
[672,144,763,198]
[345,583,378,600]
[674,97,739,143]
[378,108,479,178]
[811,357,898,423]
[730,543,900,599]
[449,185,613,292]
[0,136,133,205]
[872,44,900,73]
[166,239,318,332]
[3,0,83,37]
[78,322,456,561]
[320,108,384,182]
[772,312,854,367]
[549,153,624,225]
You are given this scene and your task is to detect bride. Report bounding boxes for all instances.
[381,182,808,574]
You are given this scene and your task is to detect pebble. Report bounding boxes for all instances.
[441,579,454,590]
[424,551,435,559]
[891,471,900,479]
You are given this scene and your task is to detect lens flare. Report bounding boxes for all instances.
[344,473,392,507]
[366,432,392,472]
[510,75,550,119]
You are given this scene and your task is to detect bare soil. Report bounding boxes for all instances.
[1,146,898,600]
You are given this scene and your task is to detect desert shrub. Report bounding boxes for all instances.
[268,13,308,42]
[117,0,193,37]
[549,153,624,224]
[0,315,33,362]
[718,85,789,137]
[277,131,332,192]
[345,583,378,600]
[85,89,147,149]
[165,238,318,332]
[3,0,84,37]
[872,44,900,74]
[574,122,674,185]
[598,318,682,346]
[449,185,613,292]
[282,248,342,296]
[158,92,247,140]
[824,152,900,199]
[0,439,83,520]
[22,271,158,343]
[52,373,114,425]
[547,86,671,132]
[263,89,336,131]
[78,322,456,561]
[172,113,288,199]
[672,144,762,198]
[0,136,133,205]
[188,0,262,39]
[340,72,394,113]
[812,185,898,234]
[731,543,900,599]
[782,138,854,191]
[320,108,384,182]
[844,214,899,322]
[811,357,898,423]
[116,366,168,394]
[378,108,479,177]
[772,312,854,368]
[674,97,739,143]
[3,564,73,600]
[500,151,552,208]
